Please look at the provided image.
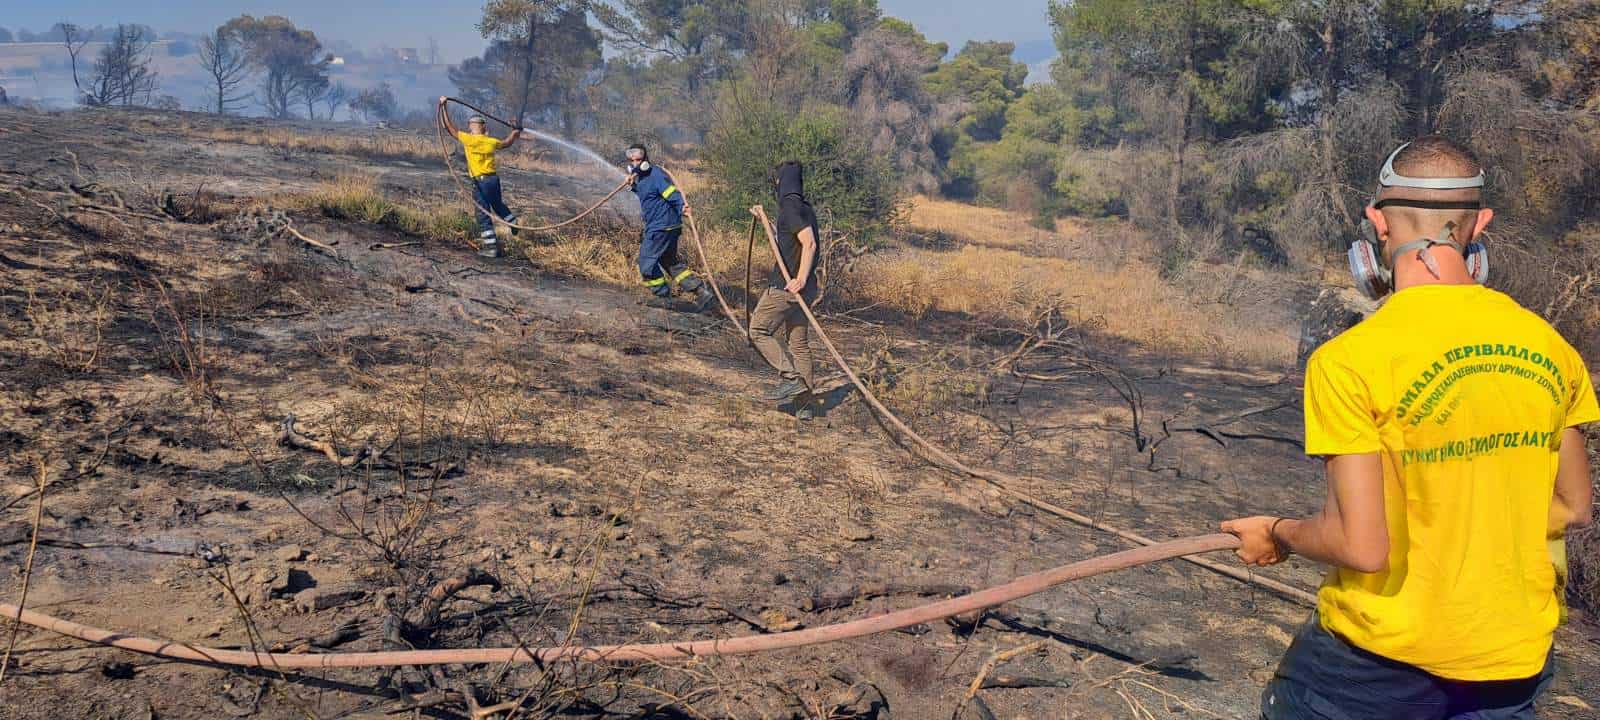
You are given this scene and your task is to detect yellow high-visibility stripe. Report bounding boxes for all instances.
[661,185,678,199]
[642,276,668,287]
[672,268,695,283]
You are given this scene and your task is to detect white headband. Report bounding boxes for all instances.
[1377,142,1485,190]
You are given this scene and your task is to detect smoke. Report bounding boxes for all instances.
[0,27,455,118]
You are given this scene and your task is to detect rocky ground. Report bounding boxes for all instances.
[0,106,1594,719]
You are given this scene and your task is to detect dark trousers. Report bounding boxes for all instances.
[638,227,701,297]
[1262,614,1554,720]
[471,174,516,236]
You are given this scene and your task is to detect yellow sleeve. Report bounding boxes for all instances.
[1303,345,1381,456]
[1565,365,1599,429]
[1550,537,1568,624]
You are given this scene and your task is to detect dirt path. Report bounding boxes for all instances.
[0,106,1594,719]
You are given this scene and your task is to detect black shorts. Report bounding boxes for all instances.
[1262,614,1553,720]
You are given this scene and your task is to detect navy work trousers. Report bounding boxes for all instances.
[1262,614,1554,720]
[471,174,516,236]
[638,227,701,297]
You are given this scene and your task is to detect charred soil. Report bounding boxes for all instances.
[0,107,1595,719]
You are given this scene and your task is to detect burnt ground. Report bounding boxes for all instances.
[0,106,1595,719]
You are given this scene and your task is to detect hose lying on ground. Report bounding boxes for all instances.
[0,138,1315,680]
[0,534,1239,669]
[744,206,1317,607]
[424,112,1307,609]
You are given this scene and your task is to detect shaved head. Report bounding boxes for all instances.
[1367,135,1494,254]
[1391,135,1482,179]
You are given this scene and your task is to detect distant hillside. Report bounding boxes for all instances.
[0,40,452,119]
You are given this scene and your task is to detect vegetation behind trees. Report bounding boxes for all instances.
[22,3,1597,340]
[481,0,1596,349]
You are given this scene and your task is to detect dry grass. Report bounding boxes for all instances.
[862,346,992,452]
[271,164,1295,366]
[269,166,745,301]
[852,244,1296,366]
[24,284,114,374]
[887,195,1297,367]
[188,124,587,177]
[189,125,440,164]
[662,162,710,196]
[519,229,640,285]
[505,183,1297,366]
[906,194,1092,252]
[517,221,751,293]
[277,174,478,242]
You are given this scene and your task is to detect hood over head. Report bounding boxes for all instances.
[775,161,805,200]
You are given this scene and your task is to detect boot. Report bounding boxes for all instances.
[793,390,817,420]
[691,285,716,313]
[763,378,808,401]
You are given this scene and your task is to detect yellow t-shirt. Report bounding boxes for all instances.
[1304,284,1599,681]
[457,131,503,177]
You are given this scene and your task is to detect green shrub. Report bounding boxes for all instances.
[701,91,902,244]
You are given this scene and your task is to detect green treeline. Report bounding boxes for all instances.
[445,1,1598,346]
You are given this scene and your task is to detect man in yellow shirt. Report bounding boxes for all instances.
[1223,136,1597,719]
[438,97,524,258]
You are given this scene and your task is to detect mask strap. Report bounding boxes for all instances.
[1387,221,1461,280]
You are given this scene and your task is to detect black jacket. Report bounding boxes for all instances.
[771,164,820,296]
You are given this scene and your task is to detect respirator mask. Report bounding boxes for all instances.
[1349,143,1488,299]
[625,145,651,173]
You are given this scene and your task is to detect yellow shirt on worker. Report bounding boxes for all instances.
[1304,284,1599,681]
[457,131,503,177]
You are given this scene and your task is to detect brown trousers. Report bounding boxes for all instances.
[749,287,814,390]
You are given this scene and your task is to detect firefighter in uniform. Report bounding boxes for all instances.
[626,144,715,311]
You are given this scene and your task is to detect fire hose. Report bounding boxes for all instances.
[434,98,632,236]
[425,111,1311,606]
[0,127,1317,674]
[433,98,748,335]
[743,206,1316,607]
[0,534,1242,669]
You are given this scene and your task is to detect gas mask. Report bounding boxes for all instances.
[625,145,651,173]
[1348,143,1489,299]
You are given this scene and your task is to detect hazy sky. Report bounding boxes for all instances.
[7,1,1055,63]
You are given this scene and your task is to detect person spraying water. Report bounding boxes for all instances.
[438,96,523,258]
[430,98,718,316]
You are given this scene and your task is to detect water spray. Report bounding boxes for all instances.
[435,98,634,236]
[443,97,618,176]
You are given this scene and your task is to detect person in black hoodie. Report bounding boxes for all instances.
[752,160,821,419]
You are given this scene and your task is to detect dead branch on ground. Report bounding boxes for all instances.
[803,583,972,612]
[1150,401,1294,450]
[953,640,1047,720]
[0,458,48,686]
[281,221,341,255]
[277,414,398,469]
[409,569,503,632]
[988,306,1152,450]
